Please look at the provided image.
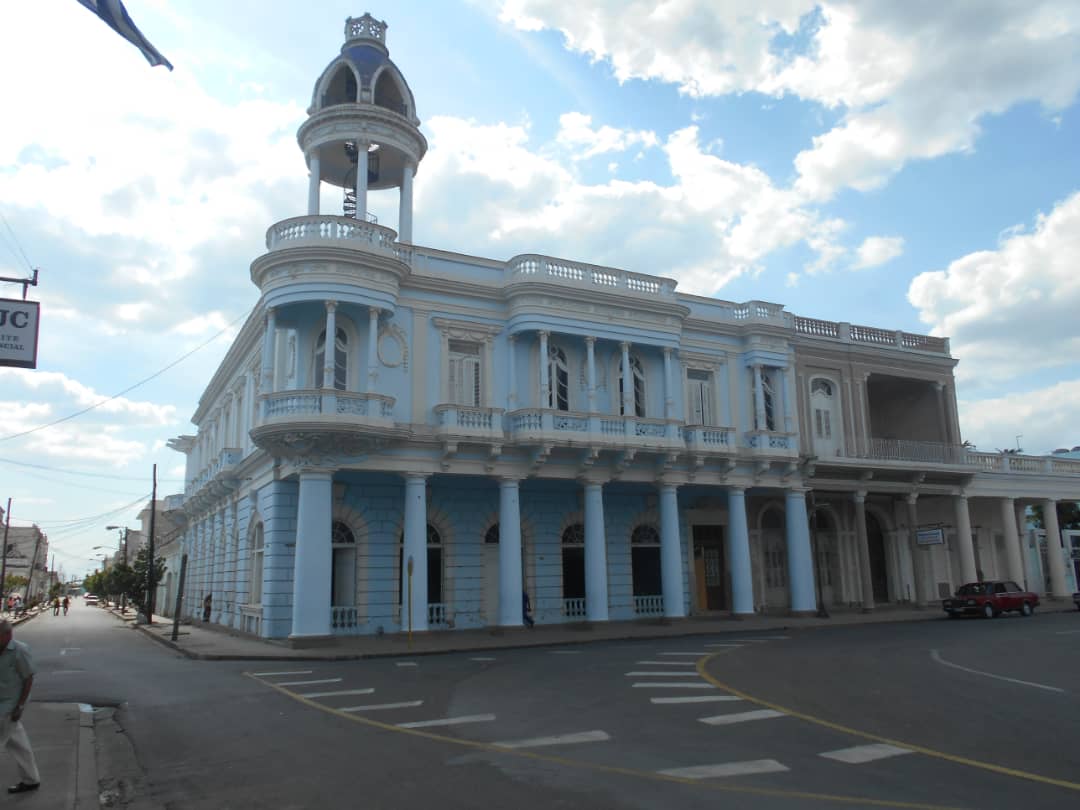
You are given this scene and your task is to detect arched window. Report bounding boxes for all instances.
[548,346,570,411]
[810,377,840,456]
[321,66,358,107]
[631,525,661,599]
[314,327,348,390]
[561,523,585,602]
[331,520,356,606]
[248,524,264,604]
[619,355,646,417]
[398,524,443,606]
[373,71,407,116]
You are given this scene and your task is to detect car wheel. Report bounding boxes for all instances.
[1021,601,1033,617]
[982,603,995,619]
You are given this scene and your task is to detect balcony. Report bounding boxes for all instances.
[264,215,412,264]
[434,404,505,441]
[252,390,402,457]
[507,409,684,451]
[262,390,395,423]
[507,254,677,299]
[683,426,736,454]
[793,315,950,356]
[967,451,1080,476]
[745,431,798,458]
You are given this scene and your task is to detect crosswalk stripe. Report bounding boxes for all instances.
[625,672,701,677]
[659,759,789,779]
[299,688,375,699]
[657,652,710,656]
[819,744,914,764]
[471,657,496,662]
[396,661,418,667]
[493,730,610,749]
[636,661,696,666]
[740,636,791,641]
[631,682,717,689]
[704,643,744,648]
[341,700,423,712]
[276,677,342,687]
[699,709,785,725]
[549,650,581,654]
[252,670,312,677]
[651,696,742,704]
[397,714,496,729]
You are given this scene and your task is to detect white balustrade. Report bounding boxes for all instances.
[633,594,664,615]
[262,390,394,421]
[562,597,587,618]
[508,254,675,297]
[428,602,448,626]
[331,605,361,632]
[264,215,412,264]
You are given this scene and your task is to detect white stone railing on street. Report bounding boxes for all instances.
[265,215,412,264]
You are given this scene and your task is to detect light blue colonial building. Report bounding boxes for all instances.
[168,15,1080,642]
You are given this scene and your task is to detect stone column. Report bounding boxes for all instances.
[307,153,321,215]
[1000,497,1025,587]
[854,492,875,611]
[659,484,685,618]
[1043,499,1069,598]
[260,307,276,399]
[953,494,977,584]
[498,479,524,627]
[663,348,674,420]
[785,489,816,614]
[290,469,333,639]
[583,482,609,622]
[906,494,927,606]
[367,307,380,392]
[402,474,429,631]
[934,382,950,444]
[1015,501,1033,590]
[586,337,597,413]
[399,161,414,242]
[752,365,767,430]
[322,301,337,388]
[355,142,368,221]
[782,365,795,433]
[727,488,754,615]
[539,331,550,407]
[620,342,633,417]
[507,335,517,409]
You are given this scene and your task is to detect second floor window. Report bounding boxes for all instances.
[753,368,777,431]
[548,345,570,411]
[314,327,348,390]
[687,369,713,425]
[448,340,481,406]
[619,355,646,417]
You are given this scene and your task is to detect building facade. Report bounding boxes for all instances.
[169,15,1080,641]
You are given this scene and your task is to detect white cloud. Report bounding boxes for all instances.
[908,191,1080,382]
[499,1,1080,199]
[555,112,658,160]
[0,369,177,426]
[959,379,1080,455]
[853,235,904,269]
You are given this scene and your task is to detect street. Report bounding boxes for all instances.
[10,601,1080,809]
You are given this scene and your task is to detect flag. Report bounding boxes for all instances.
[77,0,173,70]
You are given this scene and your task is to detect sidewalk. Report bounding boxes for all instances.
[120,599,1079,661]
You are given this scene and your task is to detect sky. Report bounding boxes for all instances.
[2,0,1079,580]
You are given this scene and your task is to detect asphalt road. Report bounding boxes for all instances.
[16,600,1080,809]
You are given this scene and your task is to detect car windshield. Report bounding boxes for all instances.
[957,583,991,595]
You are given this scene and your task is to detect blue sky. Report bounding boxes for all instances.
[2,0,1079,578]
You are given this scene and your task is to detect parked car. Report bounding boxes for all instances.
[943,581,1039,618]
[84,594,99,606]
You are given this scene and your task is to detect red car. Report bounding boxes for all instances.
[943,581,1039,619]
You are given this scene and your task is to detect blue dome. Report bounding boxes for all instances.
[342,44,388,84]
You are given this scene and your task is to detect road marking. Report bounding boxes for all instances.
[636,660,697,666]
[471,656,496,661]
[78,703,94,714]
[739,636,791,641]
[50,670,85,675]
[632,682,717,689]
[299,688,375,699]
[659,759,789,779]
[704,643,744,648]
[397,714,496,729]
[251,670,313,677]
[341,700,423,712]
[549,650,581,654]
[396,661,418,667]
[60,648,82,655]
[820,744,914,764]
[1054,630,1080,635]
[658,651,712,656]
[930,650,1065,693]
[700,709,785,725]
[697,656,1080,793]
[651,696,742,704]
[249,673,969,809]
[494,730,611,749]
[275,677,342,687]
[626,671,701,677]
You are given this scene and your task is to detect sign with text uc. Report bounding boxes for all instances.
[0,298,40,369]
[916,528,944,546]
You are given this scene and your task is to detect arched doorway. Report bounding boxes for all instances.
[761,507,788,610]
[631,525,662,615]
[865,512,890,602]
[398,524,444,623]
[561,523,585,617]
[810,509,837,606]
[331,520,356,607]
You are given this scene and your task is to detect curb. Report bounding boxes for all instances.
[76,704,97,810]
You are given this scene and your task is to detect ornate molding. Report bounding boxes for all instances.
[378,323,409,369]
[433,316,501,341]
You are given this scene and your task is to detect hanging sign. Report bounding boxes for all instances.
[0,298,40,369]
[916,528,944,546]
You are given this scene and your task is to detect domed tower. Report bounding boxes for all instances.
[298,13,427,242]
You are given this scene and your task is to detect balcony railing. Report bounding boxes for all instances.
[683,426,735,452]
[633,594,664,616]
[966,451,1080,475]
[331,605,361,633]
[508,409,683,447]
[508,254,676,297]
[428,602,448,627]
[264,215,412,264]
[435,404,505,436]
[861,437,968,465]
[562,597,586,618]
[793,315,950,355]
[261,390,394,421]
[746,431,797,452]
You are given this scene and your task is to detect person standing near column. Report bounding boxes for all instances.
[0,620,41,794]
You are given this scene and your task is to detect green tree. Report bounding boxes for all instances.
[1030,502,1080,530]
[4,574,28,594]
[131,546,167,615]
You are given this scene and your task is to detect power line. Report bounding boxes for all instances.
[19,494,151,533]
[0,210,34,272]
[0,306,252,443]
[5,465,153,498]
[0,455,182,482]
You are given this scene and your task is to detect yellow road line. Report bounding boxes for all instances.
[245,672,964,810]
[696,654,1080,793]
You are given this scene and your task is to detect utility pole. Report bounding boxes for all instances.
[1,499,11,607]
[147,464,158,623]
[24,529,41,606]
[171,554,187,642]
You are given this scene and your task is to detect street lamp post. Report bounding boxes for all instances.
[105,526,130,613]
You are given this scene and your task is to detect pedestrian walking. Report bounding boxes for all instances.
[202,593,212,623]
[51,597,60,616]
[62,597,69,616]
[522,590,535,628]
[0,619,41,794]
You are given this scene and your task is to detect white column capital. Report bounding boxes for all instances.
[853,491,867,504]
[620,341,631,352]
[538,330,550,339]
[906,492,919,505]
[508,333,517,345]
[585,335,596,346]
[325,300,338,313]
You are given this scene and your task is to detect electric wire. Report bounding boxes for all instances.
[0,455,181,483]
[0,306,252,443]
[0,209,34,272]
